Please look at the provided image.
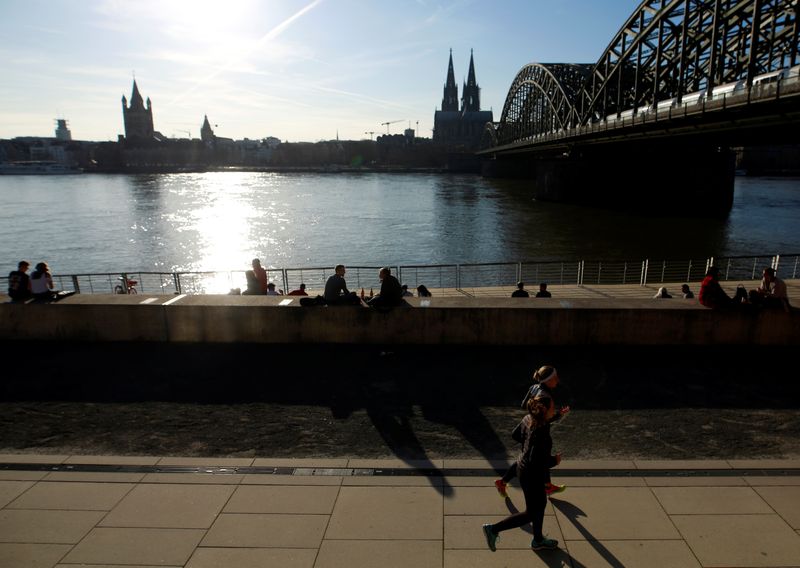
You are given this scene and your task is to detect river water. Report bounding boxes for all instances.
[1,172,799,275]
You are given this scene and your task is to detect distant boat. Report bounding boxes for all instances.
[0,161,82,175]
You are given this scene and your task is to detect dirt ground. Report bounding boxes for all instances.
[2,342,799,460]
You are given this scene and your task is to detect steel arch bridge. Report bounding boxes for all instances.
[488,0,800,148]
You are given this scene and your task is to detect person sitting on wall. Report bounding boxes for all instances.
[511,281,529,298]
[681,284,694,299]
[8,260,31,303]
[266,282,283,295]
[653,287,672,299]
[535,282,552,298]
[243,270,261,295]
[288,283,308,296]
[367,267,404,308]
[416,284,432,298]
[698,266,732,308]
[401,284,414,297]
[251,258,268,295]
[324,264,361,305]
[749,267,790,312]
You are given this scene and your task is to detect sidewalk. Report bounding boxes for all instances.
[1,455,799,567]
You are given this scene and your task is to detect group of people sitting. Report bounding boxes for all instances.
[512,282,551,298]
[235,260,432,307]
[7,260,71,303]
[698,265,790,311]
[319,264,409,307]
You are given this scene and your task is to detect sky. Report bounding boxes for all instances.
[0,0,641,143]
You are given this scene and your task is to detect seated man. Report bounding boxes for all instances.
[266,283,283,295]
[681,284,694,299]
[511,281,529,298]
[251,258,268,295]
[324,265,360,305]
[242,270,261,295]
[401,284,414,297]
[8,260,31,303]
[750,267,790,312]
[367,267,403,308]
[535,282,552,298]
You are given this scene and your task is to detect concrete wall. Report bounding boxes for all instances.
[2,294,798,346]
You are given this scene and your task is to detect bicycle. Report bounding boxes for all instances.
[114,277,138,294]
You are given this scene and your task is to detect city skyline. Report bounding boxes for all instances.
[1,0,639,142]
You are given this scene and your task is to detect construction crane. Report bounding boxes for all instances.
[381,120,403,135]
[364,131,377,140]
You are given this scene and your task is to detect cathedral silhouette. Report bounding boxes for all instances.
[433,50,493,149]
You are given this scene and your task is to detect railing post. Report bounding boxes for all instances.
[71,275,81,294]
[456,264,461,289]
[772,255,780,272]
[282,269,289,294]
[517,262,522,283]
[173,272,182,294]
[751,258,757,280]
[622,262,627,284]
[641,260,648,286]
[686,259,692,283]
[597,262,602,284]
[661,261,666,283]
[560,263,564,285]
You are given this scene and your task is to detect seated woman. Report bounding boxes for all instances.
[416,284,432,298]
[30,262,56,302]
[653,287,672,299]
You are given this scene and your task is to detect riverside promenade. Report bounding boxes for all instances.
[1,454,799,567]
[2,281,799,567]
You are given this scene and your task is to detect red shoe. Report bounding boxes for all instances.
[494,479,509,499]
[545,482,566,495]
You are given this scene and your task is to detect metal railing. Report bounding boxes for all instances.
[2,254,797,296]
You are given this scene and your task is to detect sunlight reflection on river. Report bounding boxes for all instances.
[1,173,799,280]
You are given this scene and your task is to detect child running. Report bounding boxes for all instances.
[495,365,569,498]
[483,392,562,551]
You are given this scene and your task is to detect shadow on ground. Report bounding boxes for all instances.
[1,342,799,463]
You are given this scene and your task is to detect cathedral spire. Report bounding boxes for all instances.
[466,49,477,89]
[461,49,480,112]
[441,49,459,112]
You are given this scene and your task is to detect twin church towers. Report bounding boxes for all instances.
[433,49,493,149]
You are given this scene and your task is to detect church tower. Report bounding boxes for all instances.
[441,49,459,112]
[461,49,480,112]
[200,115,215,143]
[122,80,155,140]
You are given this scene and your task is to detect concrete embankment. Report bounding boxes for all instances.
[1,294,797,345]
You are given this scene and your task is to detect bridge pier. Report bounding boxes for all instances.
[485,143,736,216]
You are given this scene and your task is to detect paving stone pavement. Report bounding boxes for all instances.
[1,455,799,567]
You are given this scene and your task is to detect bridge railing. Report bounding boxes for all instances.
[3,254,797,296]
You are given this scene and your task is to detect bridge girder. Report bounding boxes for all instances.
[492,63,591,147]
[491,0,800,147]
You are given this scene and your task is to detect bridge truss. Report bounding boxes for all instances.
[490,0,800,147]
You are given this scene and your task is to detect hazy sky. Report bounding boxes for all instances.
[0,0,639,142]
